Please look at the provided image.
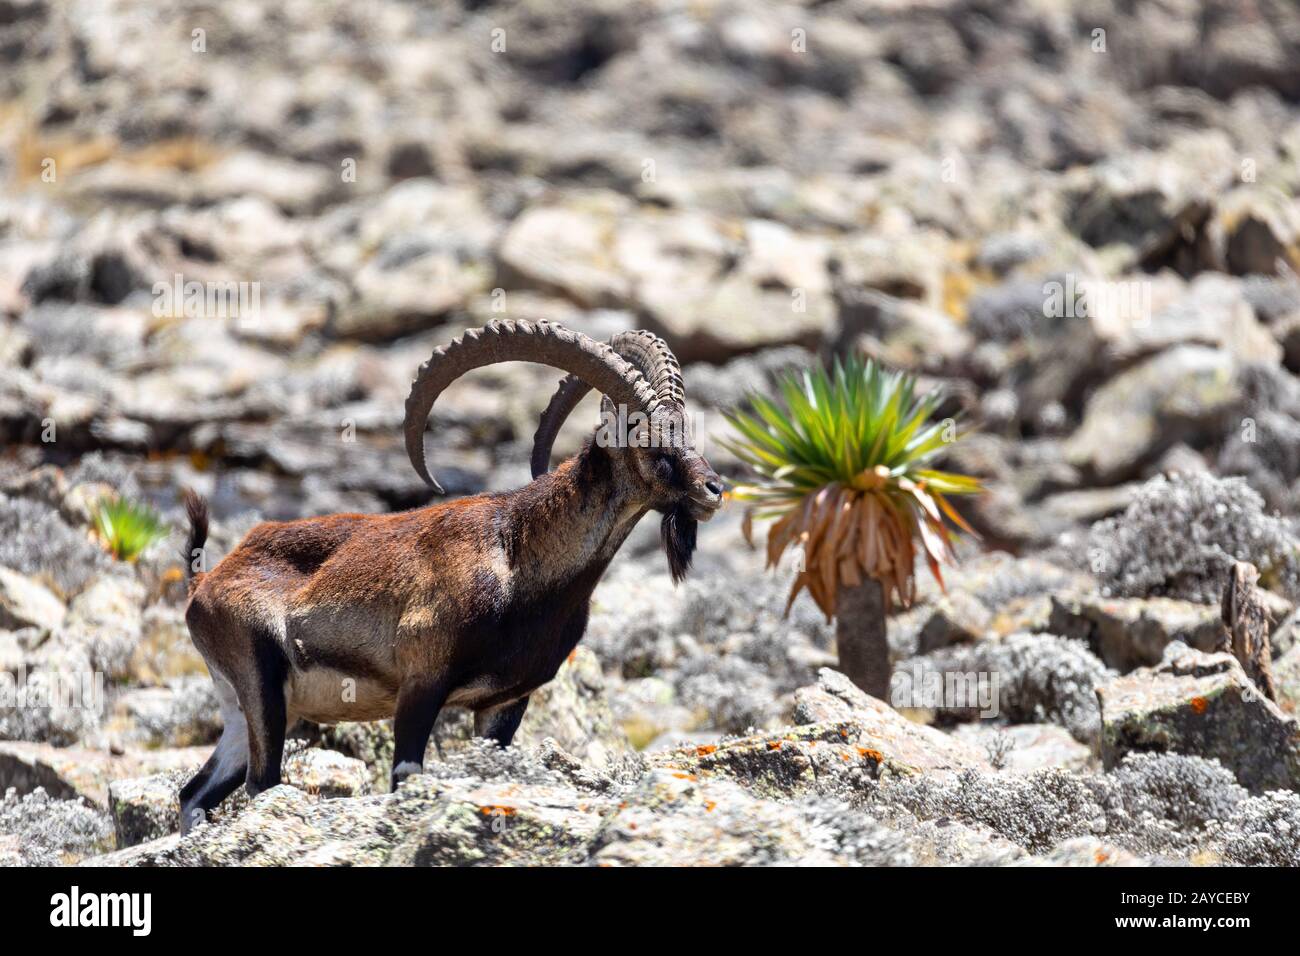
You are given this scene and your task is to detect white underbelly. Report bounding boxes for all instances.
[287,668,398,724]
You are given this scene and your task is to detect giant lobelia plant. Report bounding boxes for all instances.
[723,354,982,698]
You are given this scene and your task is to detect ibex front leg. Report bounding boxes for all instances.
[391,677,450,791]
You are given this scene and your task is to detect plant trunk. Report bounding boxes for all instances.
[835,578,890,700]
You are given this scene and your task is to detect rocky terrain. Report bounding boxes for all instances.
[2,0,1300,866]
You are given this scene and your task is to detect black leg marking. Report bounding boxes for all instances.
[179,724,248,833]
[243,634,290,798]
[391,678,450,792]
[179,760,214,806]
[474,697,530,747]
[179,675,248,833]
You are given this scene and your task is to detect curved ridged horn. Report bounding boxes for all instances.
[530,330,685,478]
[404,320,660,492]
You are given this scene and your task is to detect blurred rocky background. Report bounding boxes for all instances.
[2,0,1300,865]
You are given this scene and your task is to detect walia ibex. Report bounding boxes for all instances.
[177,321,722,830]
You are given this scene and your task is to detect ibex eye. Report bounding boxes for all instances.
[654,454,674,480]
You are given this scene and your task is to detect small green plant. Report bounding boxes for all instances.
[723,353,981,698]
[93,495,166,562]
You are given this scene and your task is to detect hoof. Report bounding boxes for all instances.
[179,805,206,835]
[391,760,423,791]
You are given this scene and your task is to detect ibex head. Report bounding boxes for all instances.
[403,321,722,582]
[528,328,722,582]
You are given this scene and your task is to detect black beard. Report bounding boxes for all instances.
[661,503,698,585]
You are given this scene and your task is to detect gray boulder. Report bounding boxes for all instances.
[0,741,209,808]
[1047,592,1224,671]
[108,771,186,849]
[1065,346,1242,483]
[0,566,66,632]
[1097,644,1300,793]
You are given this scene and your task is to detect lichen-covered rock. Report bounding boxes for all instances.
[92,771,622,867]
[1017,838,1147,867]
[108,771,184,848]
[873,752,1250,861]
[101,786,388,866]
[385,777,614,867]
[950,724,1094,774]
[55,573,146,680]
[1098,644,1300,792]
[309,720,396,789]
[0,740,209,808]
[1047,592,1224,671]
[648,668,991,797]
[85,762,998,867]
[510,646,631,766]
[0,641,103,746]
[650,722,885,798]
[78,737,1296,867]
[586,769,846,866]
[282,748,371,798]
[105,748,371,850]
[108,678,222,748]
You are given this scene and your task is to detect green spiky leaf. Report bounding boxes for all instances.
[93,496,167,562]
[722,354,983,618]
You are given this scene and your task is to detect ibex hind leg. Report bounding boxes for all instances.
[179,674,248,833]
[474,696,530,747]
[241,633,291,798]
